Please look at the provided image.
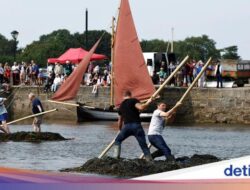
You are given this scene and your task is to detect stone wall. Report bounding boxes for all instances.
[7,86,77,124]
[7,86,250,125]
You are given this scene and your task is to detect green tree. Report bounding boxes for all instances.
[0,34,17,63]
[221,46,240,60]
[19,29,111,67]
[141,39,167,52]
[174,35,221,61]
[19,29,77,66]
[74,30,111,58]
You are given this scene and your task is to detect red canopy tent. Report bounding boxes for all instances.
[47,48,107,64]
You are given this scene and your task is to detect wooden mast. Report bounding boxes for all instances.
[110,17,116,106]
[171,27,174,53]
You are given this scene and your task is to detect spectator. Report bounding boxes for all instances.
[31,60,39,85]
[158,67,167,84]
[54,62,63,76]
[4,63,11,83]
[0,63,4,84]
[151,70,159,85]
[44,72,54,92]
[102,70,109,86]
[65,61,73,76]
[12,62,20,85]
[51,74,62,92]
[20,62,26,85]
[215,60,223,88]
[197,61,205,87]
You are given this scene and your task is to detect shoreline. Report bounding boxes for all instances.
[5,85,250,125]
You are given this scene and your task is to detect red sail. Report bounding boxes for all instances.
[52,39,101,101]
[113,0,155,106]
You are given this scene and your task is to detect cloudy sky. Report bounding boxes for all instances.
[1,0,249,59]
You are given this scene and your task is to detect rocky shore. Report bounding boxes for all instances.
[61,154,220,178]
[0,132,70,142]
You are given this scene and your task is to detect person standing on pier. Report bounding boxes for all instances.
[0,97,10,134]
[215,60,223,88]
[147,102,181,161]
[113,90,153,161]
[28,93,44,132]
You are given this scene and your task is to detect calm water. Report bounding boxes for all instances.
[0,122,250,171]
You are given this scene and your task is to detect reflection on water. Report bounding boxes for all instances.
[0,122,250,171]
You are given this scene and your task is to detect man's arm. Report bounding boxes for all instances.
[160,102,182,118]
[135,98,153,111]
[117,115,124,130]
[37,105,43,113]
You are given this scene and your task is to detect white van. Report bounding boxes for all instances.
[143,52,175,76]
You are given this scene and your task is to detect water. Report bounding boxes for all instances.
[0,122,250,172]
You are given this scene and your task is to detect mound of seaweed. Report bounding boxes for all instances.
[0,131,69,142]
[61,154,220,178]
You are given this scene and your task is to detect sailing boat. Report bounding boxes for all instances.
[52,0,155,122]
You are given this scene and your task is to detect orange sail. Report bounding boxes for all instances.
[113,0,155,106]
[52,38,101,101]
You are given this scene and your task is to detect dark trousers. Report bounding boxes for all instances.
[216,74,223,88]
[148,135,171,159]
[115,122,150,156]
[0,74,3,84]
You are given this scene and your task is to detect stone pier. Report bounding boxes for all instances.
[6,86,250,125]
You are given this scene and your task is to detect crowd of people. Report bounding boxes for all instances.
[0,58,223,94]
[0,60,112,93]
[0,60,42,92]
[151,59,212,88]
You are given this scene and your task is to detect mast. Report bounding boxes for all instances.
[171,27,174,53]
[110,16,116,106]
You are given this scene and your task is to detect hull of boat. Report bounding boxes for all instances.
[77,106,152,122]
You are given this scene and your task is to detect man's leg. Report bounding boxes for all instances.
[149,135,172,159]
[2,120,10,134]
[134,125,152,160]
[114,125,132,158]
[33,117,41,133]
[220,75,223,88]
[216,75,219,88]
[151,150,164,159]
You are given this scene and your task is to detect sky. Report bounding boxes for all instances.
[1,0,250,59]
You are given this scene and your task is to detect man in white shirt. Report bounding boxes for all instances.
[148,101,181,161]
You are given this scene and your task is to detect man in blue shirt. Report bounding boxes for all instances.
[28,93,44,132]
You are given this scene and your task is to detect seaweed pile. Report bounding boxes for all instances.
[61,154,220,178]
[0,131,69,142]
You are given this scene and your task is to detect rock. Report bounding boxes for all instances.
[0,131,70,142]
[61,154,220,178]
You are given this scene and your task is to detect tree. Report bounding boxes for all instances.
[221,46,240,60]
[74,30,111,58]
[0,34,16,63]
[141,39,167,52]
[19,29,111,67]
[174,35,221,61]
[19,29,76,66]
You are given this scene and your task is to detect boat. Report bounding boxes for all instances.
[51,0,156,122]
[76,105,153,122]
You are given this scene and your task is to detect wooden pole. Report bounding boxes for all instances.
[139,57,212,159]
[151,55,189,99]
[179,57,212,103]
[110,16,115,106]
[3,109,58,126]
[98,132,119,159]
[47,100,79,107]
